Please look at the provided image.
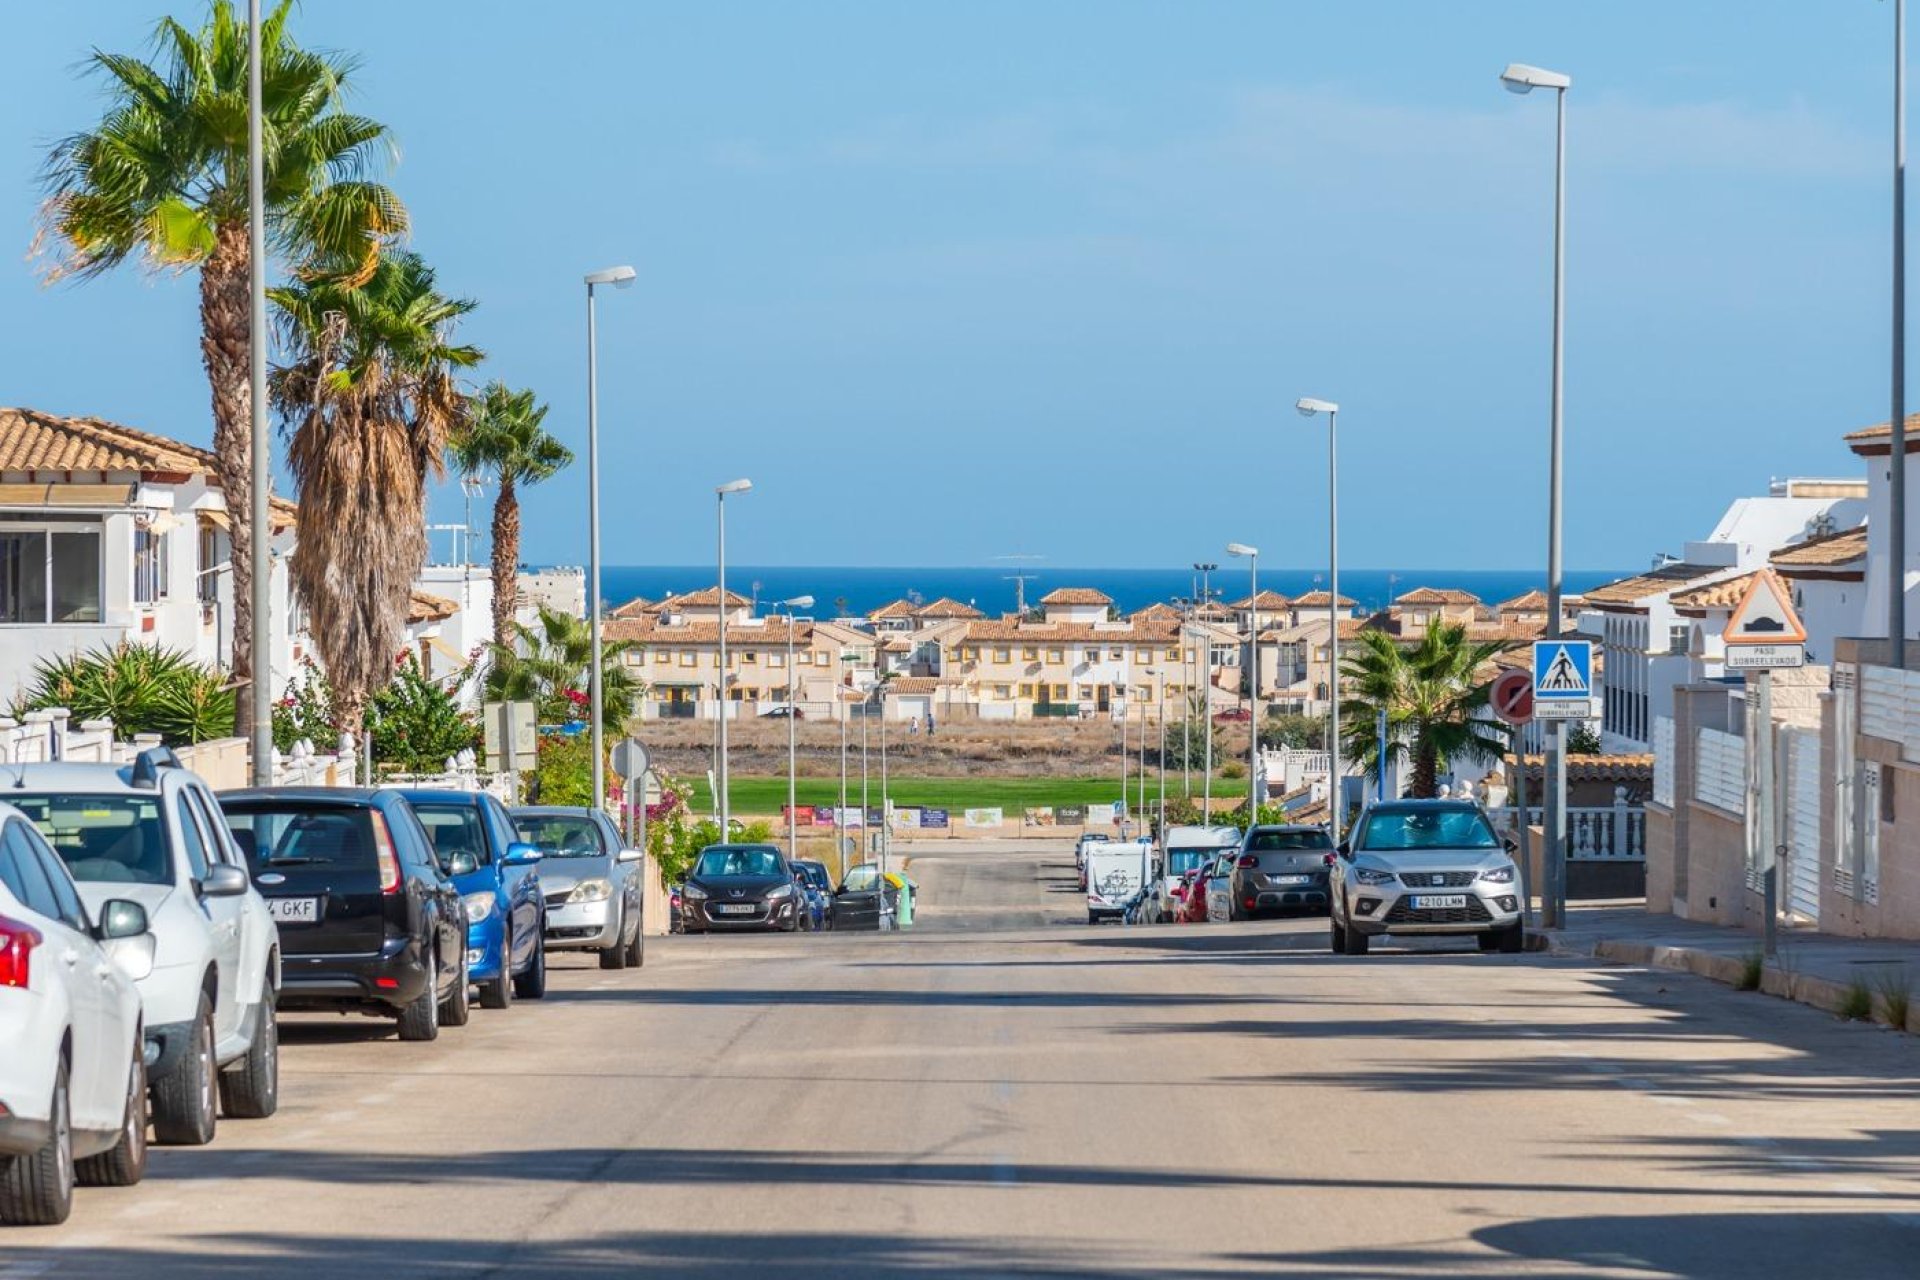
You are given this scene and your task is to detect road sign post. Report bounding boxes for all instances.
[1722,569,1808,955]
[1490,667,1537,928]
[1532,639,1593,926]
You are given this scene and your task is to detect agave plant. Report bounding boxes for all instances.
[22,642,235,745]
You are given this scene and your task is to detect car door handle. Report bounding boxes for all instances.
[95,963,113,980]
[62,948,81,967]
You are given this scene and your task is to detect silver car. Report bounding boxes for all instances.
[1328,800,1524,955]
[509,807,646,969]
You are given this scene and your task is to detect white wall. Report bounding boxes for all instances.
[1860,450,1920,642]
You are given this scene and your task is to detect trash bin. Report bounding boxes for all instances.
[885,872,917,928]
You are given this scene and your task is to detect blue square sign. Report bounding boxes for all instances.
[1532,640,1593,700]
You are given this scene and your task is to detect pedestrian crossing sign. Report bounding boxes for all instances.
[1532,640,1593,700]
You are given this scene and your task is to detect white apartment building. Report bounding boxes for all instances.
[517,566,585,620]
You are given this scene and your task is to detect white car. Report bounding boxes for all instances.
[11,750,281,1146]
[0,802,154,1225]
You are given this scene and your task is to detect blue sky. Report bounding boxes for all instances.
[0,2,1903,571]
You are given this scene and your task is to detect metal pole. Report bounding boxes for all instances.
[1895,0,1909,667]
[586,283,606,810]
[860,697,870,860]
[1753,670,1777,956]
[1137,685,1147,825]
[879,698,889,883]
[1202,566,1214,822]
[1118,708,1128,837]
[1248,555,1260,814]
[1514,749,1533,929]
[1157,676,1167,837]
[1328,410,1343,846]
[716,494,730,835]
[246,0,272,786]
[1543,82,1569,927]
[786,612,797,861]
[838,686,848,879]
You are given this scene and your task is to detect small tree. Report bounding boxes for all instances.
[366,655,481,773]
[1566,723,1604,755]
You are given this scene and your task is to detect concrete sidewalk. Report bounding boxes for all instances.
[1537,903,1919,1033]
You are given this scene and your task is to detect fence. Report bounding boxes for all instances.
[1861,664,1920,758]
[1694,727,1746,815]
[1508,787,1646,860]
[1652,716,1675,807]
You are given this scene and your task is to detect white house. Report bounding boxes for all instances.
[1844,417,1920,645]
[0,407,302,705]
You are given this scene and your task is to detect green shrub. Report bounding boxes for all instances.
[1218,759,1247,780]
[21,642,233,745]
[1839,980,1874,1022]
[1873,969,1913,1031]
[1736,950,1765,991]
[366,655,481,774]
[273,657,338,752]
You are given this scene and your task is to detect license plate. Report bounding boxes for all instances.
[1409,894,1468,911]
[712,903,757,915]
[266,897,318,923]
[1271,874,1311,886]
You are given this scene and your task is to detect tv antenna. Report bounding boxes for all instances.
[994,552,1044,616]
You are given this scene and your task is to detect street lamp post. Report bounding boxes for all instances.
[1297,399,1343,845]
[1228,543,1260,816]
[1501,60,1572,923]
[1895,0,1911,668]
[583,265,637,810]
[1194,562,1217,821]
[714,478,753,836]
[246,0,272,787]
[773,596,815,862]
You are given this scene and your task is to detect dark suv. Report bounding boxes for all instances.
[1229,825,1335,919]
[219,788,470,1041]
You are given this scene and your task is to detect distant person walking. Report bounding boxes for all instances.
[926,713,936,738]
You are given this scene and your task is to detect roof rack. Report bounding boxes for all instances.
[128,745,182,790]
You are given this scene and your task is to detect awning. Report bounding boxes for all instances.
[198,509,232,531]
[0,482,136,510]
[423,635,468,669]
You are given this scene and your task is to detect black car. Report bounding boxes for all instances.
[790,859,835,932]
[219,788,470,1041]
[1229,824,1335,919]
[832,862,898,932]
[680,844,800,933]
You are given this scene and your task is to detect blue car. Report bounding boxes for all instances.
[399,790,547,1008]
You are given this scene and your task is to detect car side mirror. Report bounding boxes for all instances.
[447,851,479,877]
[616,847,644,864]
[96,898,148,941]
[1502,833,1520,854]
[1336,843,1353,862]
[503,841,543,867]
[200,863,250,898]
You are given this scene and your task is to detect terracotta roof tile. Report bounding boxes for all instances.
[407,589,459,625]
[1844,413,1920,450]
[604,617,812,645]
[869,598,918,619]
[1039,587,1113,606]
[885,676,945,694]
[1581,563,1731,608]
[954,619,1181,644]
[1770,525,1870,568]
[1395,587,1481,606]
[663,587,751,608]
[608,597,653,620]
[1670,571,1760,612]
[1291,590,1358,608]
[0,406,216,473]
[913,597,983,619]
[1130,602,1182,621]
[1230,590,1292,609]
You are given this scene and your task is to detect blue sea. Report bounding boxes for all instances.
[594,566,1632,618]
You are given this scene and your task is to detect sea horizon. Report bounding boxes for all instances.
[578,565,1636,619]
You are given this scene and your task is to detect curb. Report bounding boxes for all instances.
[1538,928,1915,1032]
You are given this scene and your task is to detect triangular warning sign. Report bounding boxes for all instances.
[1538,646,1588,693]
[1724,568,1807,646]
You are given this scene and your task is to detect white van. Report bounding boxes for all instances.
[1144,826,1242,923]
[1084,838,1152,925]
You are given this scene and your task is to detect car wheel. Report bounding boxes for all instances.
[439,949,471,1027]
[1342,923,1370,956]
[599,910,629,970]
[218,989,279,1119]
[152,993,217,1145]
[397,952,442,1042]
[78,1040,147,1188]
[1476,930,1500,952]
[1329,915,1347,954]
[0,1059,74,1225]
[1498,920,1526,954]
[513,931,548,1000]
[624,912,646,966]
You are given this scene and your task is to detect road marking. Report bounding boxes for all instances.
[992,1157,1018,1187]
[1828,1182,1886,1197]
[0,1261,58,1278]
[1687,1112,1732,1126]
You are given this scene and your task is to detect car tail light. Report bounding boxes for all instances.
[1323,853,1337,866]
[0,913,42,989]
[1243,895,1256,909]
[1236,855,1258,869]
[370,810,402,896]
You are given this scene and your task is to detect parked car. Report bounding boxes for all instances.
[668,884,685,934]
[1149,826,1241,923]
[0,803,153,1225]
[758,704,804,719]
[1328,800,1525,956]
[220,788,470,1041]
[1203,852,1238,922]
[790,859,836,932]
[1074,832,1109,891]
[680,844,801,933]
[832,862,897,932]
[510,806,645,970]
[1230,825,1335,919]
[12,751,280,1146]
[398,790,547,1008]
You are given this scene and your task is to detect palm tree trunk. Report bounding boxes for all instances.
[490,477,519,648]
[1413,740,1439,799]
[199,223,259,737]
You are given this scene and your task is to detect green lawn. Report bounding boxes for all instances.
[682,774,1250,814]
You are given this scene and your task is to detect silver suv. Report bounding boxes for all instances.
[1328,800,1524,956]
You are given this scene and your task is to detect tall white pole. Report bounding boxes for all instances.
[1328,411,1343,846]
[838,685,848,879]
[246,0,272,786]
[786,612,798,860]
[1543,82,1569,925]
[716,494,730,835]
[1247,554,1260,813]
[1895,0,1909,667]
[586,284,605,810]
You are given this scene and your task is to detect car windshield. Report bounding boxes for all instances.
[1166,848,1214,876]
[842,865,882,892]
[1247,829,1332,852]
[1358,809,1499,852]
[224,805,377,872]
[13,794,171,885]
[512,814,604,858]
[694,847,783,878]
[411,804,489,866]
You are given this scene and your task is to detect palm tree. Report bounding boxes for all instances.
[487,606,642,734]
[38,1,405,737]
[448,383,573,647]
[270,251,481,731]
[1339,623,1511,799]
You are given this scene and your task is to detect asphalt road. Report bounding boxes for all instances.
[8,840,1919,1278]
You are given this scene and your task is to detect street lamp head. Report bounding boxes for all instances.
[584,265,637,288]
[716,478,753,496]
[1500,63,1570,94]
[1226,542,1258,559]
[1296,397,1338,418]
[782,595,816,610]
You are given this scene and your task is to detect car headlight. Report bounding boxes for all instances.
[568,878,613,903]
[681,883,708,901]
[1479,865,1517,884]
[766,883,795,900]
[463,892,495,923]
[1354,867,1397,886]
